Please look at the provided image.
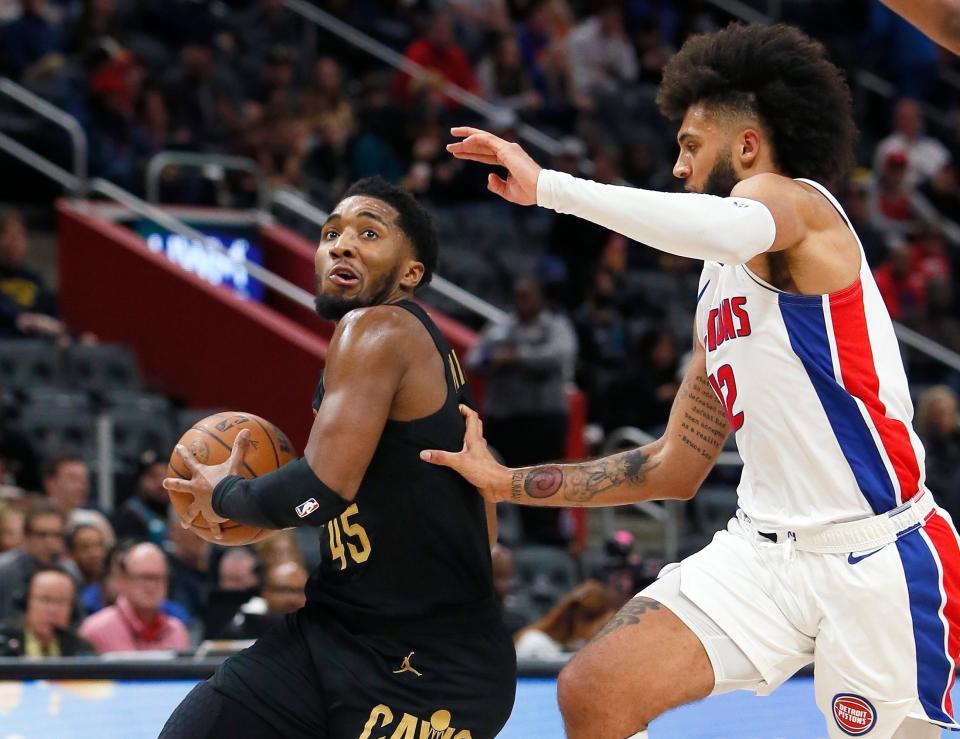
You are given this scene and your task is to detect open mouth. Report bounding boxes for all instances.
[328,264,360,287]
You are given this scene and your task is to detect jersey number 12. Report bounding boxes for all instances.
[708,364,744,431]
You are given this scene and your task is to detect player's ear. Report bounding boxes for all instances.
[399,258,425,290]
[739,128,762,168]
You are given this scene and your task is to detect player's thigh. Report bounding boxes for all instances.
[558,593,714,731]
[159,680,284,739]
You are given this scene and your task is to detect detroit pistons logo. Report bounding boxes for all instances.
[832,694,876,735]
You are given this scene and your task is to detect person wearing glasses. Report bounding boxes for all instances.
[79,542,189,653]
[0,498,65,620]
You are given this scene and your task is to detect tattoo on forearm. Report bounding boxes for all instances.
[519,448,652,504]
[510,471,523,502]
[593,597,662,642]
[523,466,563,498]
[677,373,729,460]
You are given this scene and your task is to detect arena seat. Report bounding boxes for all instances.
[513,545,579,614]
[0,340,63,393]
[65,344,141,394]
[109,406,175,463]
[16,405,96,458]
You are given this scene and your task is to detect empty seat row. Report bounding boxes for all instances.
[0,341,140,395]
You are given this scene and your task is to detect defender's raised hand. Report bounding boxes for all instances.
[163,429,252,540]
[420,405,511,503]
[446,127,542,205]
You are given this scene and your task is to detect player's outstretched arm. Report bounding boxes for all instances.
[447,127,794,265]
[880,0,960,53]
[422,338,729,507]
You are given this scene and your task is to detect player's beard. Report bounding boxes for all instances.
[703,150,739,197]
[314,265,401,321]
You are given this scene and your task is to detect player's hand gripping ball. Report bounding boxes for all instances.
[165,412,297,545]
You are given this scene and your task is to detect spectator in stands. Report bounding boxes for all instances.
[79,541,189,652]
[0,498,65,619]
[514,580,617,660]
[163,506,209,622]
[246,45,298,108]
[87,53,153,191]
[468,277,577,544]
[0,501,24,553]
[492,543,538,636]
[114,449,168,544]
[476,34,543,116]
[302,57,354,137]
[0,568,92,656]
[874,244,927,323]
[920,162,960,224]
[63,521,106,590]
[218,547,259,592]
[565,1,638,108]
[41,454,91,518]
[254,528,304,571]
[393,11,478,105]
[917,386,960,517]
[162,41,243,150]
[868,150,936,240]
[915,277,960,359]
[839,179,890,267]
[231,0,301,71]
[2,0,64,79]
[874,99,950,188]
[0,213,66,341]
[213,560,307,640]
[80,540,190,626]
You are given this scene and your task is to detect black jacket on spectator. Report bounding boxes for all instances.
[0,616,93,657]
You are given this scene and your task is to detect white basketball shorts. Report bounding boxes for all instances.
[640,509,960,738]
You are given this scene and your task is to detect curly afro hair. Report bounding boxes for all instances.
[657,23,856,186]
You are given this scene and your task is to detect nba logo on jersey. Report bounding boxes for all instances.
[296,498,319,518]
[832,694,876,735]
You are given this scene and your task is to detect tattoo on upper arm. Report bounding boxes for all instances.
[677,372,729,460]
[592,597,662,642]
[519,448,652,504]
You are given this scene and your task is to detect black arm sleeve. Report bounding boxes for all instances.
[211,458,350,529]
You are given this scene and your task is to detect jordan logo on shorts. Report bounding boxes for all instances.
[392,651,423,677]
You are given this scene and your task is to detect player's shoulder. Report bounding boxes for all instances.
[732,173,838,227]
[332,304,426,357]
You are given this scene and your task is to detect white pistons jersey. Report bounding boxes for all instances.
[695,179,927,530]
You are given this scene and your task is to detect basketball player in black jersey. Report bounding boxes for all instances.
[159,177,517,739]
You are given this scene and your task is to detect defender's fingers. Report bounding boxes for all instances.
[175,444,198,470]
[459,405,484,444]
[450,126,492,138]
[445,145,500,166]
[487,173,508,196]
[420,449,456,467]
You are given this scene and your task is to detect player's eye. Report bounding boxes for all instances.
[362,229,379,239]
[322,229,339,240]
[685,143,697,153]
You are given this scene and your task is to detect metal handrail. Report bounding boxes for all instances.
[0,129,80,191]
[894,323,960,373]
[270,187,509,324]
[145,151,268,210]
[0,76,87,188]
[281,0,562,156]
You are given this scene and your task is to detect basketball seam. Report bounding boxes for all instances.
[248,416,280,468]
[191,426,258,478]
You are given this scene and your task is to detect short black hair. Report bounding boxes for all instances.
[41,454,85,480]
[657,23,856,186]
[24,498,65,533]
[341,177,439,289]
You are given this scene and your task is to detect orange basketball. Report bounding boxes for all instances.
[167,411,298,545]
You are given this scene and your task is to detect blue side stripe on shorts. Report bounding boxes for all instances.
[896,531,953,725]
[778,297,896,514]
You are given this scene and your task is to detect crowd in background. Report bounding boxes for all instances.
[1,0,960,658]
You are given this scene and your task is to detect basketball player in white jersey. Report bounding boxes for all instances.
[422,22,960,739]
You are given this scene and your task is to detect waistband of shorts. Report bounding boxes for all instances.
[304,595,503,636]
[743,489,937,554]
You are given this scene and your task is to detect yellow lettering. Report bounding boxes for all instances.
[389,713,419,739]
[342,504,372,563]
[358,704,393,739]
[328,518,347,570]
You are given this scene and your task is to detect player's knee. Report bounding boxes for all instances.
[557,657,592,721]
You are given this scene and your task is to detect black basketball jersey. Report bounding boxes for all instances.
[305,300,498,629]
